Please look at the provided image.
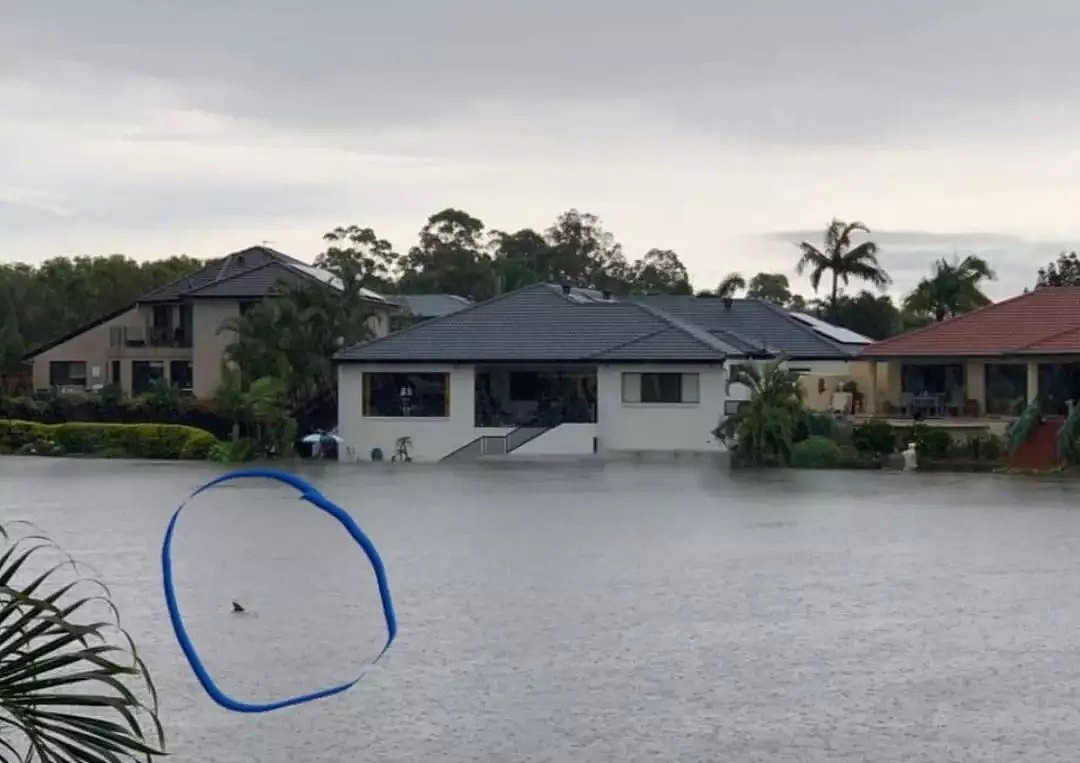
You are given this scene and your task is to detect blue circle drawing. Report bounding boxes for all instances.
[161,468,397,713]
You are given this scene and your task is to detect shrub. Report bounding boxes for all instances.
[791,435,844,469]
[208,437,256,463]
[179,430,219,460]
[852,420,896,454]
[795,411,837,442]
[903,424,952,460]
[981,435,1004,461]
[0,419,217,459]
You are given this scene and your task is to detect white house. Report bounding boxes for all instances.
[334,284,870,462]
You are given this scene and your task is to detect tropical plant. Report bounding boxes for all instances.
[718,358,804,466]
[903,255,996,322]
[1057,403,1080,462]
[1006,401,1043,455]
[0,521,164,760]
[795,219,891,313]
[715,273,746,300]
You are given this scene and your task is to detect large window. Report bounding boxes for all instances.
[170,360,194,393]
[985,363,1028,416]
[49,361,86,388]
[132,361,165,395]
[621,372,700,404]
[363,372,449,417]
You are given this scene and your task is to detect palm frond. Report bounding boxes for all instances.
[0,523,164,761]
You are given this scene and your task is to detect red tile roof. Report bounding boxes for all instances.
[861,287,1080,358]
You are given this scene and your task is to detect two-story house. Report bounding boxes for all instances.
[25,246,398,399]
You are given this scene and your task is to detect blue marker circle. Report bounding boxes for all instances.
[161,468,397,713]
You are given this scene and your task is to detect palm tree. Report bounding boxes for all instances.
[0,521,164,760]
[903,254,996,322]
[715,273,747,300]
[718,357,804,466]
[795,219,890,314]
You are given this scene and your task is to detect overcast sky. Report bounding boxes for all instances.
[3,0,1080,299]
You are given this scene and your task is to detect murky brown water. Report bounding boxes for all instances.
[3,456,1080,761]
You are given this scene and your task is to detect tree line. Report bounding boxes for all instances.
[4,208,1080,382]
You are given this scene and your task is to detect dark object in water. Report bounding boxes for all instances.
[231,601,245,613]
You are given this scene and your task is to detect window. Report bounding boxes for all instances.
[132,361,165,395]
[111,361,121,385]
[984,363,1027,416]
[170,360,194,393]
[363,372,449,417]
[49,361,87,388]
[621,372,700,404]
[238,300,260,316]
[509,372,540,401]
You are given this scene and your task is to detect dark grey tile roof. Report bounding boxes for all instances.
[633,295,862,359]
[180,262,311,298]
[139,246,300,302]
[139,246,392,304]
[391,293,472,318]
[335,284,737,363]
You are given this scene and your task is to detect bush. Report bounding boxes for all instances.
[981,435,1004,461]
[795,411,837,443]
[852,420,896,454]
[791,436,844,469]
[0,419,218,459]
[902,424,952,460]
[179,430,219,460]
[208,437,256,463]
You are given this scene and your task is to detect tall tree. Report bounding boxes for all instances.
[1036,251,1080,287]
[398,208,495,299]
[824,292,902,340]
[795,219,890,314]
[746,273,793,305]
[544,209,629,291]
[903,255,996,322]
[628,249,692,294]
[489,228,554,293]
[315,225,399,292]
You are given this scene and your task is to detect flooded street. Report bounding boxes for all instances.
[3,456,1080,761]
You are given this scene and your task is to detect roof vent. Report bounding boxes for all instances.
[561,284,572,296]
[722,296,734,310]
[601,289,612,300]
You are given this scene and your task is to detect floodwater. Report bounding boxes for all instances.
[4,457,1080,761]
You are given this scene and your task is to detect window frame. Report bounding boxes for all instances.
[362,371,451,418]
[620,372,700,405]
[49,361,87,388]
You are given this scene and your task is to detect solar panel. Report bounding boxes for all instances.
[789,312,872,344]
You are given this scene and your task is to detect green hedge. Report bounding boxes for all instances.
[0,420,220,460]
[791,436,844,469]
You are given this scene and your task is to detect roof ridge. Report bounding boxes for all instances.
[630,300,733,356]
[333,283,552,360]
[861,288,1041,355]
[1012,320,1080,352]
[138,257,221,301]
[584,325,671,359]
[183,261,278,296]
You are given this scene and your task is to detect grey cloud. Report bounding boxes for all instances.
[6,1,1080,140]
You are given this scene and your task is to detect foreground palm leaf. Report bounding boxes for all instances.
[0,522,164,761]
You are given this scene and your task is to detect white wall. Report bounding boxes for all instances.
[595,364,727,453]
[338,363,511,462]
[509,423,597,456]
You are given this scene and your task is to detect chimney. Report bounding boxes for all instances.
[601,289,612,300]
[561,284,572,296]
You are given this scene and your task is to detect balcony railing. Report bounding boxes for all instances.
[109,325,192,349]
